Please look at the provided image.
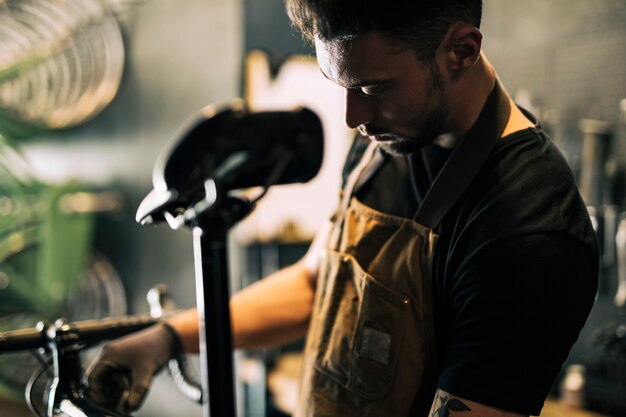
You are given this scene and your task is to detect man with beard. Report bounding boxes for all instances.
[87,1,598,416]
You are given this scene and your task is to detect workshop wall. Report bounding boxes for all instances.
[21,0,243,313]
[1,1,242,416]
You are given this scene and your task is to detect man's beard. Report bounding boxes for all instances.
[364,66,449,156]
[376,102,449,156]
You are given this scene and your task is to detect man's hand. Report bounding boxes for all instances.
[85,322,182,412]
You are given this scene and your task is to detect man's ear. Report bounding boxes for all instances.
[437,23,483,72]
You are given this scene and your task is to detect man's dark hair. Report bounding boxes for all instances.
[286,0,483,61]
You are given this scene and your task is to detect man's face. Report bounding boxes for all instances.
[315,31,450,155]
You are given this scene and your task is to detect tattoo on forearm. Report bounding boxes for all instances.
[432,392,471,417]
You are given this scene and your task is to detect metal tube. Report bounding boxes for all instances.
[615,215,626,310]
[578,118,612,208]
[193,227,236,417]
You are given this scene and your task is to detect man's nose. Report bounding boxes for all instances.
[344,89,374,130]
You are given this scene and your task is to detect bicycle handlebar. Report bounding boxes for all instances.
[0,325,45,352]
[0,287,204,416]
[0,314,158,353]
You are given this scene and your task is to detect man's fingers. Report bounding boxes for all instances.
[125,385,148,412]
[87,362,131,407]
[124,368,154,411]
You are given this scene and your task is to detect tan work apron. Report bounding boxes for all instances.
[296,81,511,417]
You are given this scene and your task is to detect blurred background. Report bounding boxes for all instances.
[0,0,625,416]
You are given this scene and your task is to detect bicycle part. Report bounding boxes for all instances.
[137,103,324,417]
[0,315,159,416]
[0,315,157,353]
[146,285,203,405]
[0,254,126,399]
[25,352,51,417]
[146,284,177,319]
[65,254,127,322]
[136,103,323,227]
[192,224,235,417]
[0,0,125,133]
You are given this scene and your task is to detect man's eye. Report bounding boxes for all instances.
[360,86,384,97]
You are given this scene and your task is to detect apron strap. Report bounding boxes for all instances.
[337,140,381,215]
[414,79,511,229]
[329,140,381,249]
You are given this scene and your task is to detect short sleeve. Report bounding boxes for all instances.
[436,232,598,415]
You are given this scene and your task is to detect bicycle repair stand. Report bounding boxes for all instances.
[188,189,253,417]
[139,181,252,417]
[135,102,324,417]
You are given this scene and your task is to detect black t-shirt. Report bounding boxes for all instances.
[341,127,599,416]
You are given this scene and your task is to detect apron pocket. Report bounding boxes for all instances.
[348,272,409,399]
[315,251,409,400]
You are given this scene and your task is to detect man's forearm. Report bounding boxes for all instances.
[166,261,316,353]
[230,261,315,349]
